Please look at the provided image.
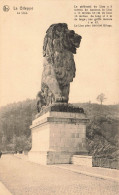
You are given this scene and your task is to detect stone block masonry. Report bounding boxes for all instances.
[28,104,89,165]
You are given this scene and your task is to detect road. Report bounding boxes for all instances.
[0,155,119,195]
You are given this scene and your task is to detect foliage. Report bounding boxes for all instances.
[0,99,119,158]
[96,93,107,105]
[74,102,119,158]
[86,115,119,158]
[0,99,37,152]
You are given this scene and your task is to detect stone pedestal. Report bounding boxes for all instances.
[28,104,89,165]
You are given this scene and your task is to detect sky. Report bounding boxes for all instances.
[0,0,119,107]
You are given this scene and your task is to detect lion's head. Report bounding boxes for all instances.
[43,23,82,59]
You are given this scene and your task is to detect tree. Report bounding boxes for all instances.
[96,93,107,105]
[0,99,36,152]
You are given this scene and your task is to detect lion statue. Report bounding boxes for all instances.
[37,23,82,112]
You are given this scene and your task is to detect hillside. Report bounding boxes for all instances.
[0,100,119,160]
[0,99,37,152]
[74,102,119,119]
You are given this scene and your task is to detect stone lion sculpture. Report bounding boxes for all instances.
[37,23,82,112]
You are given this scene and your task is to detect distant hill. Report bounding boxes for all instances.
[73,103,119,158]
[0,100,119,161]
[73,102,119,119]
[0,99,37,152]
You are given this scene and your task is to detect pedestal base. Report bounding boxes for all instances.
[28,151,75,165]
[28,104,89,165]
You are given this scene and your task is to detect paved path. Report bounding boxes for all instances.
[54,164,119,182]
[0,155,119,195]
[0,182,12,195]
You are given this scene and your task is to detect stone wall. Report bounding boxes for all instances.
[92,156,119,169]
